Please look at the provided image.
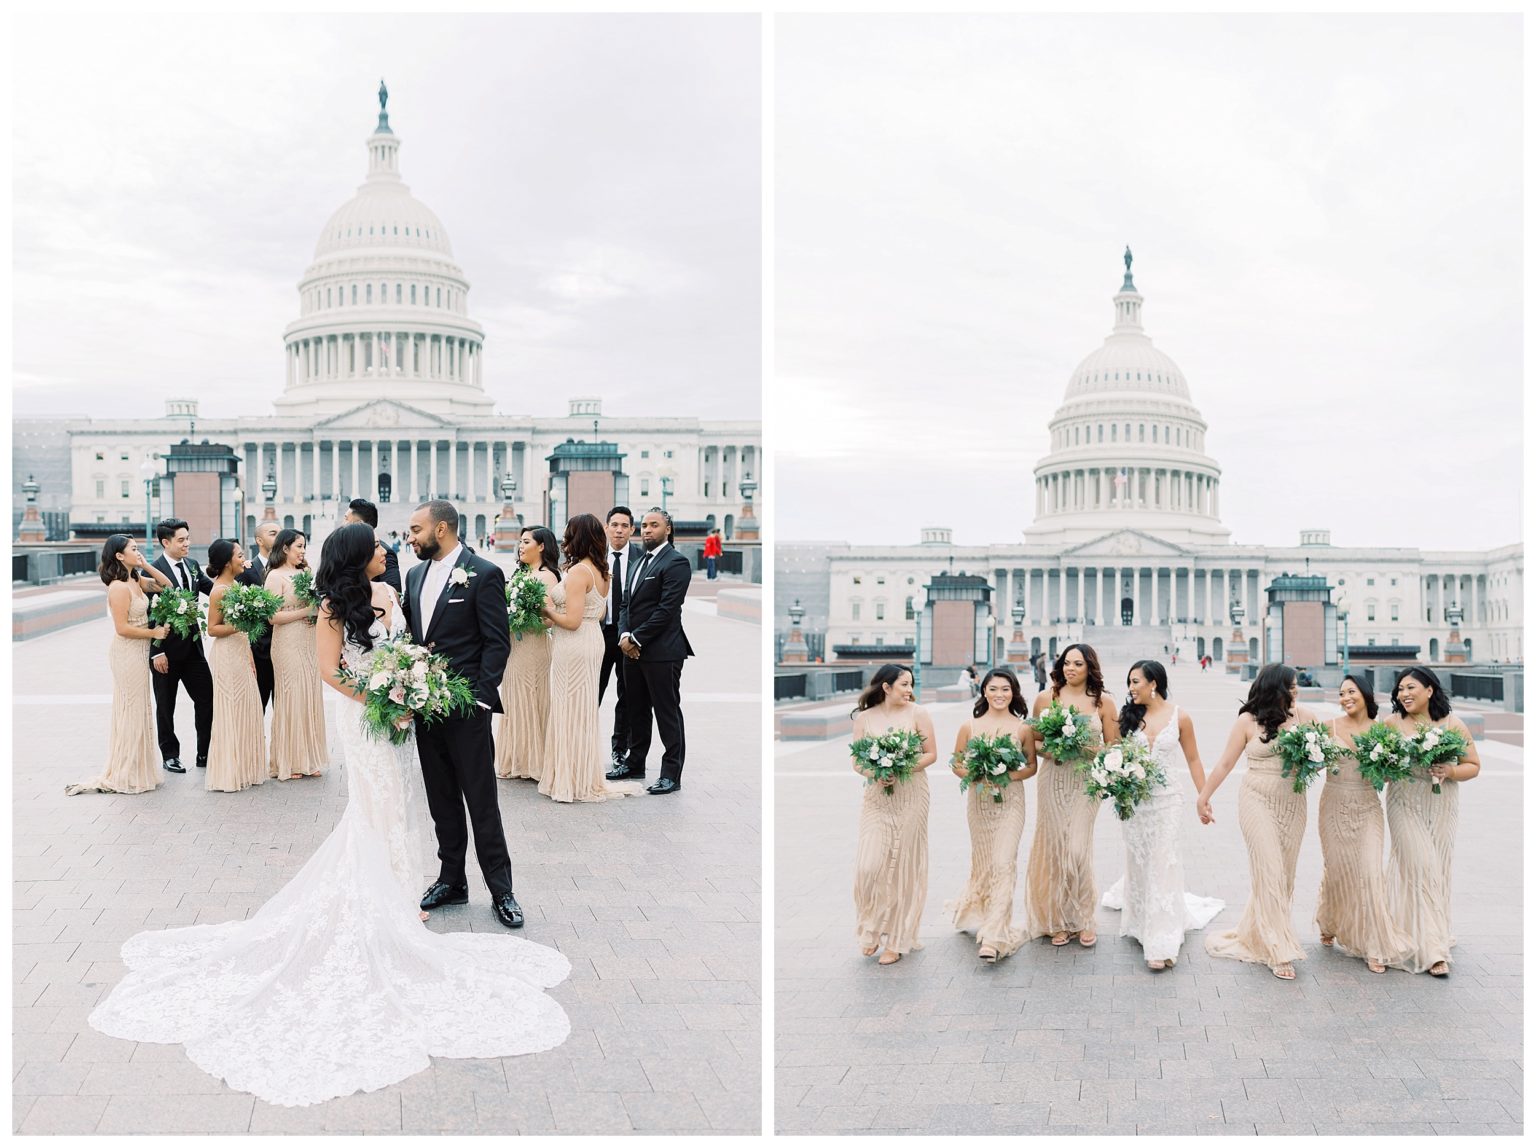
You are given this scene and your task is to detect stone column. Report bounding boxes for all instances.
[1132,567,1142,626]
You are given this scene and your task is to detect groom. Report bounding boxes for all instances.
[402,500,522,928]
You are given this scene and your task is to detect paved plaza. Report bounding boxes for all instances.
[776,662,1522,1136]
[13,583,761,1135]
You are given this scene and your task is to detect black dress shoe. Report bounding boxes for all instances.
[646,778,680,795]
[195,756,208,769]
[606,763,645,781]
[163,758,185,774]
[420,882,469,911]
[493,892,524,929]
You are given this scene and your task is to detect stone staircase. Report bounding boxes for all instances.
[1078,624,1175,681]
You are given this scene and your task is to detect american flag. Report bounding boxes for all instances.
[379,334,393,373]
[1114,467,1127,488]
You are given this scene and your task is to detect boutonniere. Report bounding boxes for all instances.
[449,563,476,588]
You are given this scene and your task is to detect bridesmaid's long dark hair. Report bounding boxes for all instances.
[520,525,561,580]
[98,535,134,585]
[317,523,382,651]
[269,528,307,571]
[1390,666,1452,721]
[1341,672,1379,720]
[1239,662,1297,743]
[853,663,912,717]
[1049,643,1106,706]
[561,513,608,573]
[1118,659,1169,740]
[972,666,1027,719]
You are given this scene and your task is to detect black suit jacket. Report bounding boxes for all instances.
[621,544,694,662]
[603,541,646,633]
[147,554,213,664]
[401,547,511,712]
[240,555,273,660]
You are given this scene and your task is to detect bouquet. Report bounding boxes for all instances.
[290,568,320,624]
[1030,699,1096,763]
[505,568,549,638]
[1403,723,1468,795]
[336,636,478,746]
[1351,722,1414,792]
[218,584,284,643]
[956,732,1026,804]
[147,587,205,647]
[1273,721,1347,794]
[849,727,926,795]
[1080,738,1166,821]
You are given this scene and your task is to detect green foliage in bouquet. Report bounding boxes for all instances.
[1403,722,1468,795]
[147,587,205,647]
[1080,737,1166,821]
[850,727,925,795]
[1029,699,1096,763]
[1273,721,1346,794]
[290,568,320,624]
[1351,722,1414,792]
[956,731,1026,803]
[506,568,550,638]
[219,584,284,643]
[337,637,478,746]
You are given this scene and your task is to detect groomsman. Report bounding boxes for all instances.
[146,519,214,773]
[345,498,402,594]
[238,520,278,711]
[619,508,694,795]
[601,505,645,780]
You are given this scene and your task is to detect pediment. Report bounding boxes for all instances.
[1061,530,1189,559]
[314,400,450,430]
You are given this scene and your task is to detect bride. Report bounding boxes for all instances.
[88,523,571,1108]
[1101,660,1223,969]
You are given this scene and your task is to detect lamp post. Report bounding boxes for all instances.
[139,460,161,557]
[1335,591,1351,676]
[496,473,519,552]
[984,612,996,668]
[231,488,244,549]
[1228,598,1247,674]
[912,598,925,701]
[660,475,674,514]
[783,598,810,664]
[261,467,278,525]
[737,473,758,541]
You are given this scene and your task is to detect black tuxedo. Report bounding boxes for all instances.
[147,553,215,764]
[599,540,645,762]
[240,554,274,711]
[620,543,694,784]
[402,545,514,898]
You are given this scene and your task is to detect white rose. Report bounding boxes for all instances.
[1424,729,1441,746]
[1307,747,1324,764]
[1103,749,1123,771]
[867,747,880,760]
[1370,745,1384,761]
[368,671,392,691]
[1304,730,1319,744]
[411,662,428,679]
[1091,768,1109,786]
[989,763,1007,776]
[1130,763,1145,779]
[176,600,188,614]
[450,567,469,586]
[1062,718,1077,736]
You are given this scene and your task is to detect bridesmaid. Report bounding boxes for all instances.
[495,526,559,781]
[265,529,328,780]
[1197,663,1315,980]
[946,667,1037,962]
[1384,666,1480,976]
[1023,643,1117,947]
[66,535,172,795]
[538,514,642,802]
[1316,673,1412,973]
[205,538,267,793]
[851,663,937,966]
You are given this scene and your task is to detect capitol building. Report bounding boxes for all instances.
[14,87,759,547]
[791,254,1522,667]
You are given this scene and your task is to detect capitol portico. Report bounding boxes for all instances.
[796,253,1523,668]
[18,85,759,549]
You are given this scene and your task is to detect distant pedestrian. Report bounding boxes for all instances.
[703,528,723,580]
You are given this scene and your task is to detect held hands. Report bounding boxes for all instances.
[394,711,415,731]
[1196,796,1215,825]
[151,625,170,641]
[1429,762,1452,783]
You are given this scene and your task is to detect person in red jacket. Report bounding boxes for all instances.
[703,529,723,580]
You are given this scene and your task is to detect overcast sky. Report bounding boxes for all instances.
[776,14,1523,552]
[12,13,760,422]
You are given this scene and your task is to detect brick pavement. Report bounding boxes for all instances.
[775,663,1522,1135]
[13,597,760,1134]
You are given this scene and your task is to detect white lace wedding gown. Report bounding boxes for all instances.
[88,604,571,1107]
[1101,707,1224,963]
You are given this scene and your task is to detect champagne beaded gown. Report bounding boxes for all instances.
[1205,732,1306,967]
[66,588,161,796]
[946,728,1027,956]
[205,621,267,793]
[853,713,931,956]
[1315,721,1412,965]
[538,583,641,802]
[1386,750,1460,973]
[1024,709,1104,939]
[496,623,553,781]
[266,571,328,780]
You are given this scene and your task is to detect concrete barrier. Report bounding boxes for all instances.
[716,588,762,625]
[780,704,855,742]
[1461,713,1485,741]
[935,684,973,702]
[14,590,106,641]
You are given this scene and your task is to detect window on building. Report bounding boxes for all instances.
[703,481,710,497]
[396,283,402,303]
[1391,605,1399,621]
[326,287,332,307]
[119,452,129,461]
[1367,605,1376,621]
[876,576,885,586]
[907,576,915,585]
[366,284,373,304]
[905,596,915,620]
[640,450,650,459]
[851,603,862,621]
[436,287,442,307]
[875,603,886,621]
[95,479,104,498]
[1367,638,1376,646]
[1111,425,1117,442]
[120,480,130,498]
[850,634,862,644]
[351,284,357,304]
[410,285,416,304]
[852,576,862,585]
[94,452,104,461]
[1366,578,1375,586]
[96,513,105,523]
[1390,578,1398,587]
[664,450,674,459]
[1097,425,1103,442]
[1139,424,1145,441]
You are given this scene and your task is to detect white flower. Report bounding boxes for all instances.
[1062,718,1077,736]
[1370,745,1384,761]
[1090,768,1109,786]
[1423,729,1441,746]
[1304,730,1319,744]
[411,661,428,679]
[989,763,1007,776]
[368,671,392,691]
[1130,763,1145,779]
[449,566,473,586]
[880,756,892,768]
[867,747,880,760]
[176,600,188,614]
[1103,749,1123,772]
[1307,747,1325,764]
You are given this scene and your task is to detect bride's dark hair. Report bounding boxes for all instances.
[317,522,383,650]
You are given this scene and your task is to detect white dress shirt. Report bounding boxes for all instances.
[620,541,669,648]
[605,546,632,626]
[418,542,464,636]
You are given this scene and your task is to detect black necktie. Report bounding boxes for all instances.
[177,562,189,590]
[609,551,622,623]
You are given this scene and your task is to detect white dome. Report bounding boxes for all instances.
[1064,339,1190,401]
[314,188,454,259]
